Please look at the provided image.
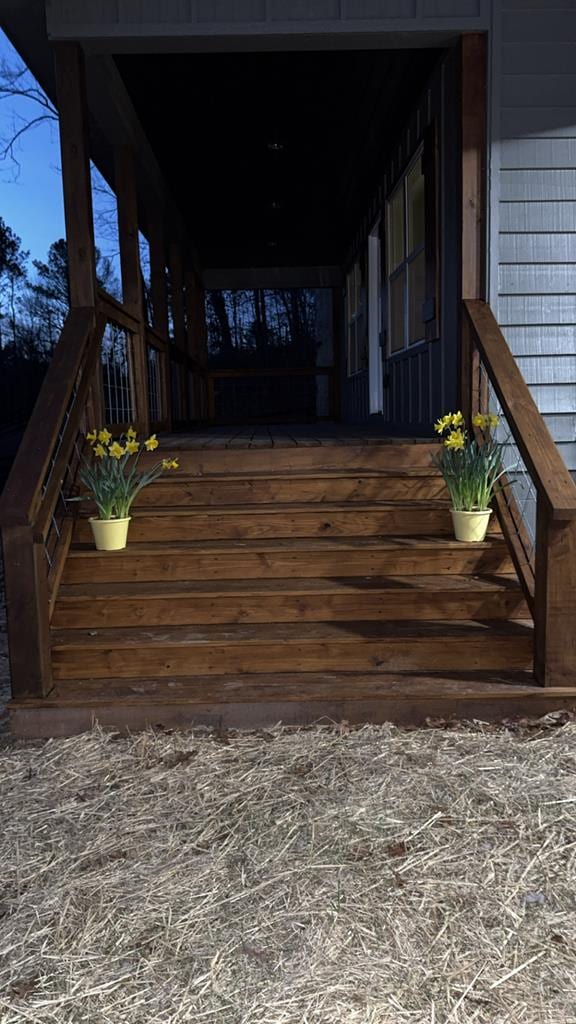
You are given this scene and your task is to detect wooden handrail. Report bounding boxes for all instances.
[464,299,576,521]
[464,298,576,689]
[0,307,96,528]
[98,288,140,333]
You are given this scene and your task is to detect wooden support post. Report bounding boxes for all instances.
[53,42,97,309]
[149,213,169,339]
[460,32,487,416]
[2,527,53,698]
[534,508,576,687]
[115,145,149,433]
[169,242,188,419]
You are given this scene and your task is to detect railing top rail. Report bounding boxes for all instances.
[98,288,139,333]
[0,307,95,529]
[464,299,576,522]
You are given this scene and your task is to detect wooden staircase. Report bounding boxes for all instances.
[12,435,568,737]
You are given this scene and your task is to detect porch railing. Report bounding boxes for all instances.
[462,299,576,687]
[0,290,170,700]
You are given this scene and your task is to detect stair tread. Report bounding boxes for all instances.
[68,535,508,556]
[78,500,452,518]
[32,669,544,707]
[150,468,442,481]
[57,574,523,600]
[51,618,534,648]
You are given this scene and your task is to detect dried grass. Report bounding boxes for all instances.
[1,720,576,1023]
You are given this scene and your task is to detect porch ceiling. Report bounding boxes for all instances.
[115,48,440,271]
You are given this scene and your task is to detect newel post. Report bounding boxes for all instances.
[115,144,150,434]
[534,505,576,687]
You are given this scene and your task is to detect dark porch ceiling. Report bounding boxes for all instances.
[115,48,441,271]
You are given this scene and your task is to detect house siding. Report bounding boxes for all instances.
[492,0,576,471]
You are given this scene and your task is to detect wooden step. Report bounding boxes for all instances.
[133,468,447,507]
[52,575,528,628]
[139,441,439,474]
[63,536,515,584]
[51,619,534,680]
[73,502,492,543]
[17,668,576,738]
[39,669,541,705]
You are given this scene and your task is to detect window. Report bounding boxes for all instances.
[386,148,428,354]
[346,253,368,375]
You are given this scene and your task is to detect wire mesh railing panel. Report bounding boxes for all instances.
[101,322,134,425]
[147,345,162,423]
[478,361,537,570]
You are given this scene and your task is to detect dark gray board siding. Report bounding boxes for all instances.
[493,0,576,471]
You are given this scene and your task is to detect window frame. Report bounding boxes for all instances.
[345,254,367,377]
[385,145,427,357]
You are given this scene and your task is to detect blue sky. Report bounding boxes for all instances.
[0,29,65,265]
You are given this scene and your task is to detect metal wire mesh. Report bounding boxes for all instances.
[101,322,134,424]
[478,362,537,569]
[147,346,162,423]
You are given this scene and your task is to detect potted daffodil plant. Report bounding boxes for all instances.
[432,411,509,543]
[79,427,179,551]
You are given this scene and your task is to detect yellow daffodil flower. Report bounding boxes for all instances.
[162,458,179,470]
[145,434,159,451]
[434,414,453,435]
[86,429,97,442]
[472,413,485,428]
[127,426,137,440]
[451,411,464,427]
[109,441,125,460]
[98,428,112,444]
[125,439,140,455]
[93,443,107,458]
[444,429,465,451]
[488,413,500,429]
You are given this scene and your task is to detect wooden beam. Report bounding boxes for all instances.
[115,144,149,433]
[53,42,97,308]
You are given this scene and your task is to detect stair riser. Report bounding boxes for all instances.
[139,444,439,474]
[52,590,529,629]
[74,509,491,542]
[63,547,514,584]
[134,476,446,506]
[52,636,533,680]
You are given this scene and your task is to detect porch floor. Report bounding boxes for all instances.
[163,422,431,449]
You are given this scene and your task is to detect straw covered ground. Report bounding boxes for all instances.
[1,718,576,1024]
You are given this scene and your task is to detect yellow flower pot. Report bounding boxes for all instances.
[451,509,492,543]
[89,516,131,551]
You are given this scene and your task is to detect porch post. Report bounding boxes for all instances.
[53,42,97,309]
[534,509,576,687]
[148,212,169,339]
[459,32,487,421]
[115,144,150,433]
[169,242,188,419]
